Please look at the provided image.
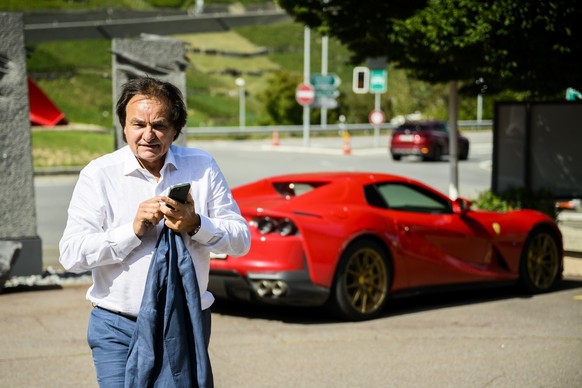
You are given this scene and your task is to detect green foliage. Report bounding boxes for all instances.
[475,187,557,220]
[145,0,187,8]
[31,131,114,168]
[256,71,303,125]
[36,73,114,128]
[27,39,112,72]
[277,0,427,64]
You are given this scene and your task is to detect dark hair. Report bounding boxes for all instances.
[116,76,187,142]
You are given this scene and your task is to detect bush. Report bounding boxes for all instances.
[474,187,557,220]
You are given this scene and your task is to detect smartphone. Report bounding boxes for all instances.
[167,182,191,209]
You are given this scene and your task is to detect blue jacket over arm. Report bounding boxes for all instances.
[125,226,213,388]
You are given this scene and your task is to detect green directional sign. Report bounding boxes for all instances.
[369,69,387,93]
[311,73,341,88]
[315,89,340,98]
[566,87,582,101]
[310,73,341,108]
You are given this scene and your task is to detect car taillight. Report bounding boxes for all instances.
[249,216,298,236]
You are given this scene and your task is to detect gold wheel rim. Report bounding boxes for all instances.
[526,233,559,290]
[343,247,388,314]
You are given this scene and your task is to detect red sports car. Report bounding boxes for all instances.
[209,172,563,321]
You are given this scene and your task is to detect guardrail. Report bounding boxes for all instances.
[184,120,493,137]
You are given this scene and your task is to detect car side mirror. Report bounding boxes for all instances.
[452,197,472,214]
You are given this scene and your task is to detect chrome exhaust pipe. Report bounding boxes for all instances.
[271,280,288,297]
[256,280,273,297]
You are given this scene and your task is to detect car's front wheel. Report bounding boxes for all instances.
[519,227,562,293]
[329,239,391,321]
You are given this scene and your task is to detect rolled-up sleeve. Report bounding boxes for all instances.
[189,160,250,257]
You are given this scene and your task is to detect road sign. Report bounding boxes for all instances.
[310,73,341,88]
[309,73,340,108]
[295,83,315,106]
[566,87,582,101]
[369,69,387,93]
[352,66,370,94]
[314,88,340,98]
[369,110,385,126]
[311,96,339,109]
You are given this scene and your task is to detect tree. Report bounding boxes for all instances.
[391,0,582,98]
[277,0,428,64]
[277,0,582,98]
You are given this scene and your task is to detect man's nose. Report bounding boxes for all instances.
[143,126,156,141]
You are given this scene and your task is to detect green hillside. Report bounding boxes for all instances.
[26,21,484,129]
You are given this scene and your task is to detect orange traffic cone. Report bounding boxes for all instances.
[342,131,351,155]
[272,128,280,146]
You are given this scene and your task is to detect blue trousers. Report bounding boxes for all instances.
[87,306,212,387]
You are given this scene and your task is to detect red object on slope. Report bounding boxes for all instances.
[28,77,67,127]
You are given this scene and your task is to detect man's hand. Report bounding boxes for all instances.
[160,193,200,235]
[133,196,164,238]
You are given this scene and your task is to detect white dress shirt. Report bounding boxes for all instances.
[59,145,250,314]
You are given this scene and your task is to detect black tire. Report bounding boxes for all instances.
[329,239,391,321]
[519,227,562,293]
[459,144,469,160]
[391,153,402,161]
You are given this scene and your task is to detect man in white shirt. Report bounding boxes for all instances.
[59,76,251,387]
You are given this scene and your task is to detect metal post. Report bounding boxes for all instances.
[303,26,310,147]
[321,35,328,129]
[449,81,459,199]
[235,78,245,129]
[373,92,381,147]
[477,94,483,124]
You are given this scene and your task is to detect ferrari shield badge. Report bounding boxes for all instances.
[492,222,501,235]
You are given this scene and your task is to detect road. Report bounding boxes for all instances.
[35,131,493,269]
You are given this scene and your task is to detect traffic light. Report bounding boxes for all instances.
[352,66,369,94]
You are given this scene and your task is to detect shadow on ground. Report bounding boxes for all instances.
[211,277,582,324]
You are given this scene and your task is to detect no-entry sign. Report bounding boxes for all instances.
[295,83,315,106]
[369,110,385,125]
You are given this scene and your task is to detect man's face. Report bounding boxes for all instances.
[123,94,177,168]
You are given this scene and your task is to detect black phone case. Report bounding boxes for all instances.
[168,183,190,204]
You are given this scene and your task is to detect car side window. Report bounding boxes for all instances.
[368,183,452,214]
[364,185,389,208]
